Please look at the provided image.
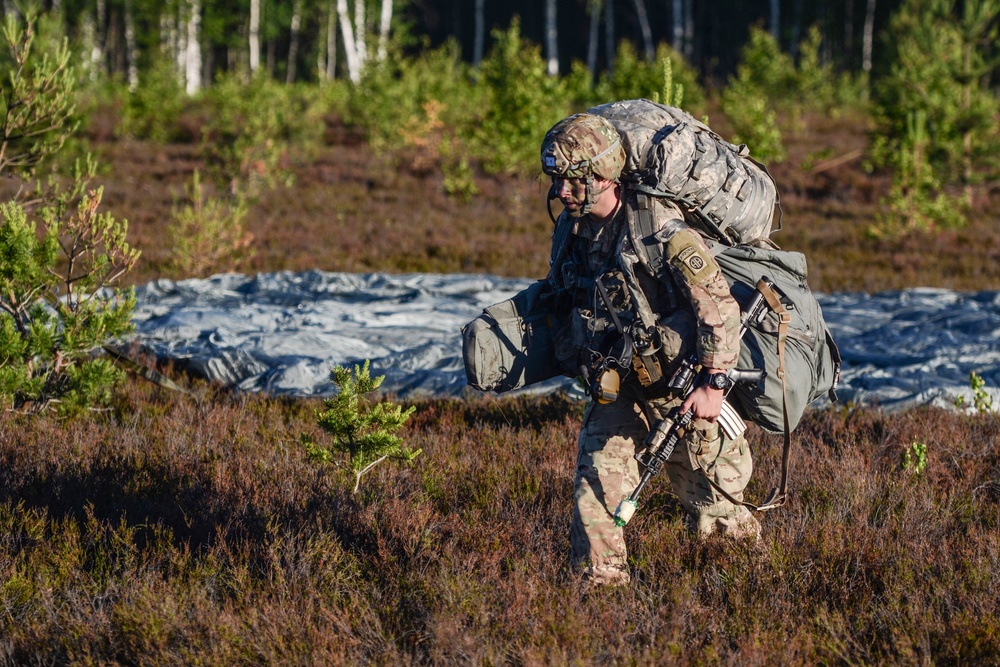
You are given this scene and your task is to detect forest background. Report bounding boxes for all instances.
[1,0,999,664]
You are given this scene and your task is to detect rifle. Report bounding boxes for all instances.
[612,277,776,528]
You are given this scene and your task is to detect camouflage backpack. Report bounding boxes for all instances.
[588,98,781,245]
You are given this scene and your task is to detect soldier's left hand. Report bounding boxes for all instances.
[681,384,724,421]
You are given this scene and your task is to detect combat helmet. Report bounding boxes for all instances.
[541,113,625,218]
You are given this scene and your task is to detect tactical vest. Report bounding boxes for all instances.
[548,203,697,398]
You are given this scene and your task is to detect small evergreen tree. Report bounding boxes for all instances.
[0,11,139,414]
[721,27,788,163]
[593,41,704,112]
[472,17,570,175]
[872,0,1000,218]
[302,360,419,494]
[167,170,254,277]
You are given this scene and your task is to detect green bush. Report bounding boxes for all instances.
[721,78,786,163]
[347,39,481,153]
[721,24,868,161]
[197,72,313,197]
[872,0,1000,191]
[0,163,139,414]
[167,170,254,277]
[470,18,572,175]
[870,109,969,237]
[302,360,419,494]
[594,41,705,113]
[118,57,188,142]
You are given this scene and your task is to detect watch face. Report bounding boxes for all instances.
[709,373,729,389]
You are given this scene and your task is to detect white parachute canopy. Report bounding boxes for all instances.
[130,271,1000,412]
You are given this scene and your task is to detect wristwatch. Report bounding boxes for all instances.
[705,372,733,391]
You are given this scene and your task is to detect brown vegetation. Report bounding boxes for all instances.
[0,381,997,663]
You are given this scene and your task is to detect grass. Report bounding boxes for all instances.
[1,383,998,663]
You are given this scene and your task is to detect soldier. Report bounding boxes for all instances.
[540,113,761,587]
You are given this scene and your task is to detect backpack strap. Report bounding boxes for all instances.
[702,277,791,512]
[549,214,576,284]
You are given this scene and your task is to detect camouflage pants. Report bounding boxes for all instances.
[571,393,759,585]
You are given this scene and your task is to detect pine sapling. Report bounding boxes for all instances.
[0,12,139,414]
[303,360,419,493]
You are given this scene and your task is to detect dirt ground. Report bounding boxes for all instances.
[90,110,1000,294]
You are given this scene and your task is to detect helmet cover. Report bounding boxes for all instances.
[540,113,625,181]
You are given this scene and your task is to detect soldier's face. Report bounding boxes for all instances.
[553,176,588,213]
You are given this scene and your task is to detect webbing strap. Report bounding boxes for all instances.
[701,277,791,512]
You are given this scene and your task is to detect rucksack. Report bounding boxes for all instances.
[595,96,840,436]
[588,98,781,246]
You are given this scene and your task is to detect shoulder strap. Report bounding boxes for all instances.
[549,213,576,280]
[620,194,675,329]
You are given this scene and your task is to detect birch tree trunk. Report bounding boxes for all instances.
[320,1,338,80]
[354,0,367,68]
[632,0,654,60]
[287,0,302,83]
[377,0,392,61]
[604,0,615,74]
[249,0,260,73]
[770,0,780,39]
[672,0,683,54]
[473,0,485,67]
[185,0,202,95]
[124,0,139,91]
[545,0,558,76]
[863,0,877,72]
[337,0,361,82]
[173,8,187,87]
[587,0,601,80]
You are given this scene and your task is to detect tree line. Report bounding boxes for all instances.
[3,0,927,90]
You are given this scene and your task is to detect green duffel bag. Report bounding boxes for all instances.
[712,242,841,434]
[462,280,566,393]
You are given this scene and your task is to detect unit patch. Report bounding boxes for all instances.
[674,245,713,282]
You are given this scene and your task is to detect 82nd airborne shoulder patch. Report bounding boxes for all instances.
[673,245,713,284]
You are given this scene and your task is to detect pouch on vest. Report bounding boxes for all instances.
[462,280,566,393]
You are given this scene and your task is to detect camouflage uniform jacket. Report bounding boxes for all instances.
[547,192,741,376]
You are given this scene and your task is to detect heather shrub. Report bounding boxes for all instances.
[0,388,998,663]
